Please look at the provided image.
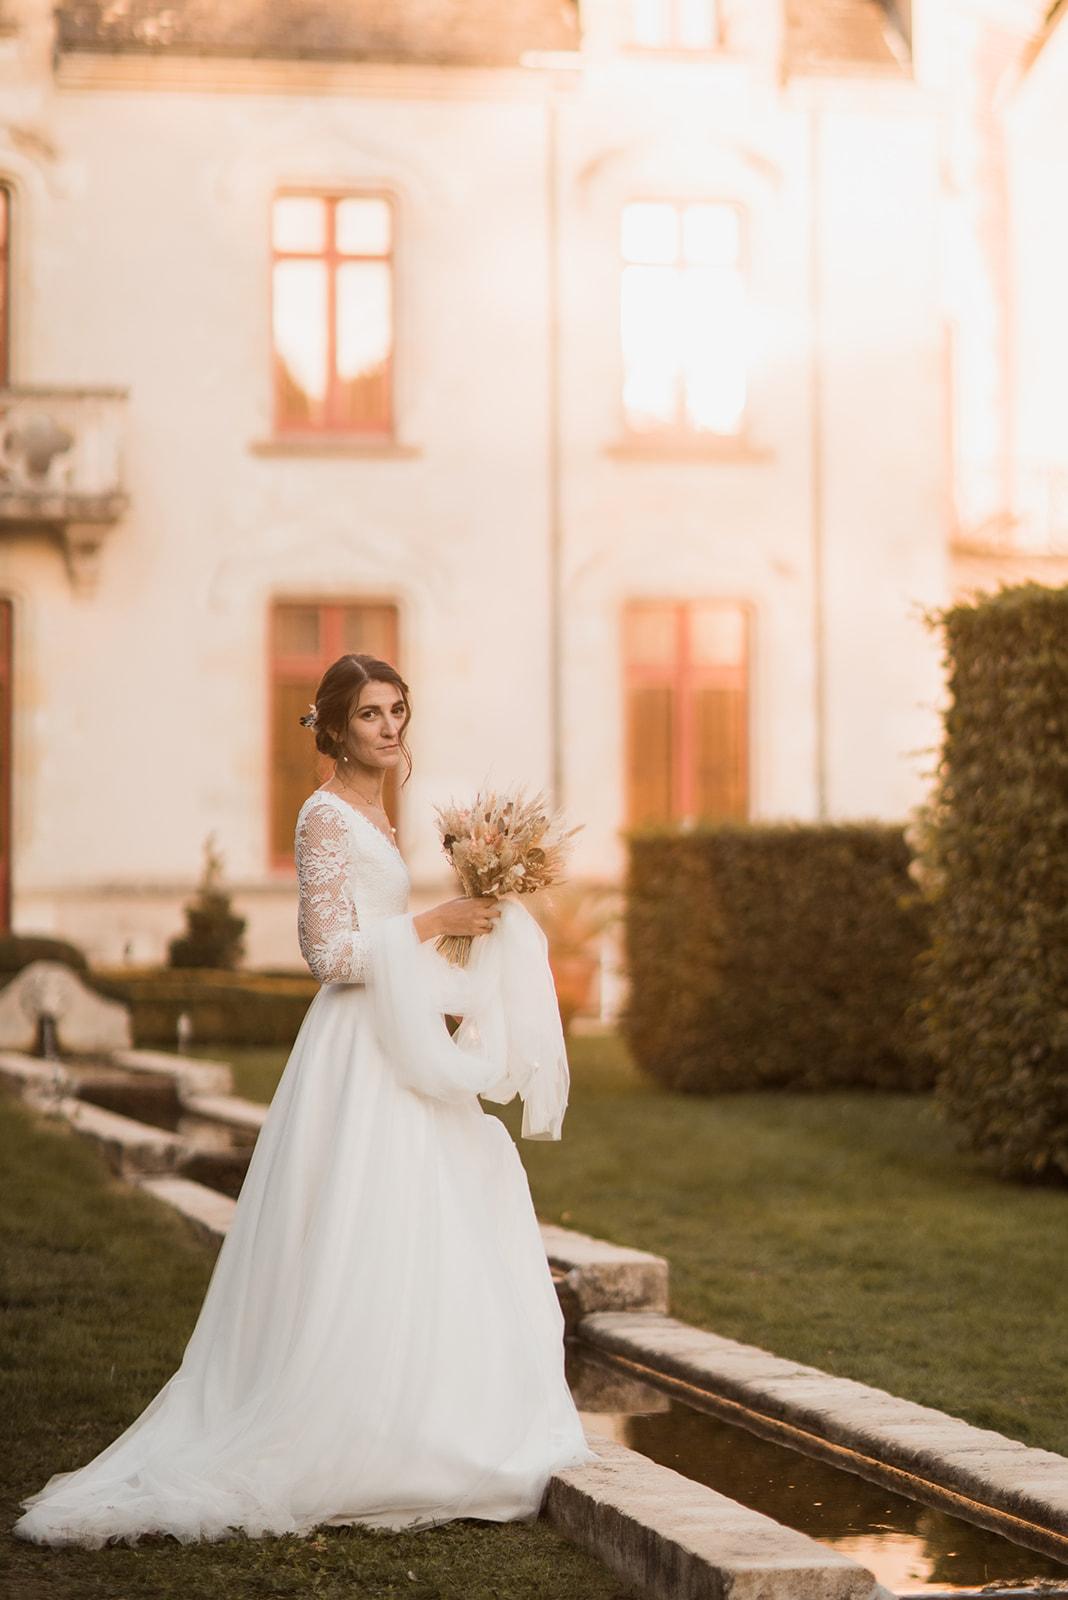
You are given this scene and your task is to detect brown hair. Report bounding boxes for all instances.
[302,654,412,784]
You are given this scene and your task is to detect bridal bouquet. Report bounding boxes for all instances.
[434,787,580,968]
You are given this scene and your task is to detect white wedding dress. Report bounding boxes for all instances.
[14,788,597,1549]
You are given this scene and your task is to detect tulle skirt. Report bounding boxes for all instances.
[14,977,597,1548]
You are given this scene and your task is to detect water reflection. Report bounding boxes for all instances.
[566,1346,1068,1595]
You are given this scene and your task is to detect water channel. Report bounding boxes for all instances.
[58,1061,1068,1597]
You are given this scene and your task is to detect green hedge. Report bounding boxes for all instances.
[917,582,1068,1182]
[0,933,89,976]
[92,969,318,1048]
[623,824,931,1092]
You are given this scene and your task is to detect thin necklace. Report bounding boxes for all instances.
[333,770,387,812]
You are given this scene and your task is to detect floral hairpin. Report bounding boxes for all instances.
[299,703,318,729]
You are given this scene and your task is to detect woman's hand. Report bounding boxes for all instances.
[414,895,501,943]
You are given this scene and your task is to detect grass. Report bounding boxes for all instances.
[0,1096,630,1600]
[200,1034,1068,1456]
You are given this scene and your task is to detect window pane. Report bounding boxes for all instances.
[341,604,398,659]
[627,684,675,825]
[275,605,321,657]
[626,604,677,669]
[679,0,716,47]
[622,202,680,265]
[0,187,9,387]
[622,264,682,430]
[272,677,327,863]
[683,204,740,266]
[273,260,329,423]
[335,261,392,429]
[693,685,747,820]
[273,196,327,254]
[681,265,747,433]
[632,0,669,44]
[691,603,746,667]
[336,197,392,257]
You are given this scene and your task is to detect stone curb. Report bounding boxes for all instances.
[182,1092,268,1132]
[112,1048,234,1099]
[579,1312,1068,1542]
[540,1222,669,1315]
[135,1175,238,1247]
[53,1095,187,1177]
[547,1433,890,1600]
[0,1051,70,1097]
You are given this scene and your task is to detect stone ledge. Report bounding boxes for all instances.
[547,1432,889,1600]
[579,1312,1068,1541]
[52,1095,187,1177]
[0,1051,70,1098]
[135,1175,237,1248]
[113,1048,234,1098]
[540,1223,669,1315]
[182,1092,267,1132]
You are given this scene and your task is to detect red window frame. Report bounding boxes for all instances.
[268,599,402,872]
[0,599,13,931]
[270,190,396,438]
[623,598,750,827]
[620,197,748,440]
[0,184,11,385]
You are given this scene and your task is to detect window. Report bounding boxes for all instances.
[0,599,12,931]
[624,599,748,827]
[269,600,401,868]
[0,185,11,385]
[631,0,718,49]
[271,193,394,435]
[621,200,747,438]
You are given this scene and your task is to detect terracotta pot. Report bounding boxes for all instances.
[549,952,598,1032]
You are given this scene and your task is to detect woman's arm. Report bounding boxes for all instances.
[295,802,372,984]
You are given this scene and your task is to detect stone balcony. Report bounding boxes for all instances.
[0,385,129,590]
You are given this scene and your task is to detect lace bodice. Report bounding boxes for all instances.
[294,790,411,984]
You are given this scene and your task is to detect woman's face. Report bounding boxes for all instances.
[343,679,407,771]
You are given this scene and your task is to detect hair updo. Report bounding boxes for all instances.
[301,654,412,784]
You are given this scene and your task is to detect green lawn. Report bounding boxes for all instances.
[0,1097,629,1600]
[201,1034,1068,1457]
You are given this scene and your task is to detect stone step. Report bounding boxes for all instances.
[53,1095,187,1177]
[135,1175,237,1248]
[547,1432,890,1600]
[181,1092,267,1132]
[579,1311,1068,1545]
[112,1048,234,1098]
[0,1050,70,1098]
[540,1222,669,1315]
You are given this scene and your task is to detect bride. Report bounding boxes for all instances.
[14,651,597,1549]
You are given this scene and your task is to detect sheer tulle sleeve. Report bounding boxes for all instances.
[295,800,371,984]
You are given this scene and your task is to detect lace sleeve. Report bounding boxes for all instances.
[295,801,370,985]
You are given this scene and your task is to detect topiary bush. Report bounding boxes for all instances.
[0,933,89,978]
[623,823,931,1092]
[915,582,1068,1183]
[168,834,246,970]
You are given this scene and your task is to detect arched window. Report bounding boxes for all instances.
[0,183,11,385]
[268,599,401,869]
[624,599,749,826]
[271,192,395,436]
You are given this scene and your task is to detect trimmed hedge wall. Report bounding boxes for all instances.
[623,824,931,1092]
[918,582,1068,1183]
[0,933,89,976]
[92,969,317,1048]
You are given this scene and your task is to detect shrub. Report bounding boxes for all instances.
[916,582,1068,1183]
[92,969,317,1048]
[168,834,246,970]
[0,933,89,977]
[623,823,931,1092]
